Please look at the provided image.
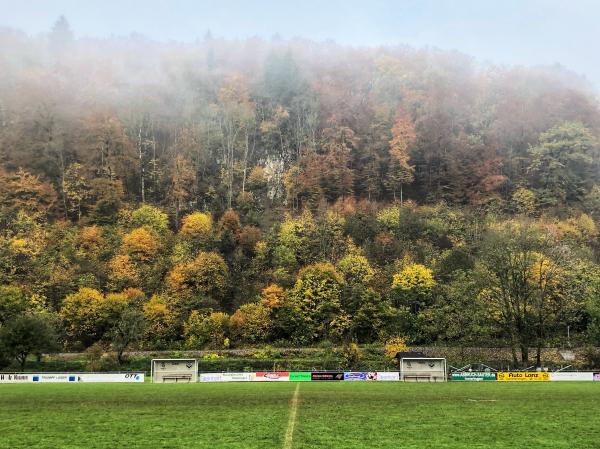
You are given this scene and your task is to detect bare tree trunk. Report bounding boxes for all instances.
[242,130,249,193]
[400,183,403,207]
[520,344,529,367]
[138,126,145,203]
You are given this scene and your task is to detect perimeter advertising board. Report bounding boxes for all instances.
[76,373,144,382]
[0,373,31,383]
[550,372,594,381]
[32,374,77,383]
[451,372,496,381]
[344,372,367,381]
[497,372,550,381]
[594,373,600,381]
[289,372,312,381]
[199,373,254,382]
[376,372,400,381]
[255,372,289,381]
[343,372,380,381]
[311,372,344,381]
[0,373,144,383]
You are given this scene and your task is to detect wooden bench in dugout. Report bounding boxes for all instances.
[161,374,193,383]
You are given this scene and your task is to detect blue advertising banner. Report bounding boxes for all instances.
[344,372,368,381]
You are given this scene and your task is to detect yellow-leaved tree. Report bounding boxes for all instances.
[122,227,158,262]
[230,302,271,344]
[179,211,213,246]
[384,336,409,366]
[392,263,436,305]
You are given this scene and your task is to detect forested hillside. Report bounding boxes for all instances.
[2,18,600,367]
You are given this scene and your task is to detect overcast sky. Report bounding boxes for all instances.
[2,0,599,87]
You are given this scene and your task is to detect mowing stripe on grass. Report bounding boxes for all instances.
[283,383,300,449]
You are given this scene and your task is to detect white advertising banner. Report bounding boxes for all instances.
[0,373,144,383]
[550,372,594,381]
[76,373,144,383]
[32,373,77,383]
[0,373,32,383]
[254,372,290,381]
[199,372,254,382]
[376,372,400,381]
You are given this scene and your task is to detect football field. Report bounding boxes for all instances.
[1,382,599,449]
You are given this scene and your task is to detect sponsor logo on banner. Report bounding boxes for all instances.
[1,373,144,383]
[200,372,254,382]
[76,373,144,383]
[497,371,550,381]
[289,372,312,382]
[255,372,290,381]
[376,372,400,381]
[0,374,31,383]
[594,373,600,381]
[199,373,222,382]
[451,372,496,381]
[311,372,344,381]
[344,372,370,380]
[550,372,594,381]
[32,374,76,383]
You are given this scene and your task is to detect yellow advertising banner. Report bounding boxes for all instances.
[496,371,550,381]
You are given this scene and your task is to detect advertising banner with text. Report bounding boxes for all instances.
[594,373,600,381]
[0,373,144,383]
[451,372,497,381]
[0,373,31,383]
[497,372,550,381]
[254,372,290,381]
[376,372,400,381]
[199,373,254,382]
[311,372,344,381]
[289,372,312,382]
[76,373,144,383]
[344,372,368,381]
[550,372,594,381]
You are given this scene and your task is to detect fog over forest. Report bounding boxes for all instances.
[1,13,600,368]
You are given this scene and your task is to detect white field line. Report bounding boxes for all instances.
[283,383,301,449]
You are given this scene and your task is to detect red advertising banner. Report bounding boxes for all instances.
[254,372,290,381]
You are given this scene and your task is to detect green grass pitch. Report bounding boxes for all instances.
[1,382,599,449]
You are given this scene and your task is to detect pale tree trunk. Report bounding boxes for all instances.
[400,183,403,207]
[138,126,145,203]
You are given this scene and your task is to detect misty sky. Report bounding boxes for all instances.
[2,0,599,87]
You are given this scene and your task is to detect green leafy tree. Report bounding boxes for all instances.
[60,288,129,348]
[0,314,59,370]
[183,310,230,349]
[108,307,146,364]
[129,204,169,235]
[0,285,28,324]
[528,122,599,207]
[230,302,272,344]
[279,262,344,344]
